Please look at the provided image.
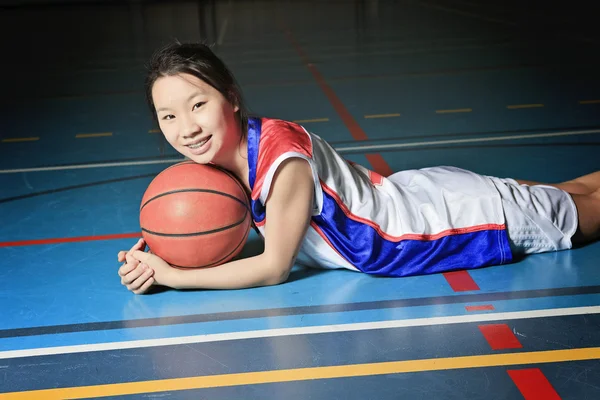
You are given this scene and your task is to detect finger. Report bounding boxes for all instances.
[127,267,154,291]
[125,251,140,268]
[121,264,148,285]
[133,277,155,295]
[117,251,127,262]
[118,261,137,277]
[129,238,145,253]
[132,250,153,263]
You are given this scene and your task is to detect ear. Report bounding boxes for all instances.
[228,90,240,112]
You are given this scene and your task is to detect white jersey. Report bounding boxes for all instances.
[247,117,513,277]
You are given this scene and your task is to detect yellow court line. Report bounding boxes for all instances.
[506,103,544,109]
[75,132,113,139]
[2,347,599,399]
[1,137,39,143]
[364,113,401,119]
[148,129,161,133]
[292,118,329,123]
[579,99,600,104]
[435,108,472,114]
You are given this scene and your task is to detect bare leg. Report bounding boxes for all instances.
[570,188,600,246]
[516,170,600,196]
[513,171,600,247]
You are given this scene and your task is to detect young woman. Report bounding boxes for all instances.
[118,42,600,294]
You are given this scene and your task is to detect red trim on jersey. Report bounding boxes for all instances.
[320,181,505,242]
[251,118,313,201]
[310,221,352,264]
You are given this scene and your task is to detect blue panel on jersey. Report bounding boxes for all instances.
[313,190,513,277]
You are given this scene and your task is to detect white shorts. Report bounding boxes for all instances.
[488,177,579,255]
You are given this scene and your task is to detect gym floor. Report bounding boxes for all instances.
[1,0,599,398]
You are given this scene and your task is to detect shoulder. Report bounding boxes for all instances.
[257,118,314,159]
[250,118,321,215]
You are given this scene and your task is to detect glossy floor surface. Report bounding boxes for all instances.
[1,0,600,398]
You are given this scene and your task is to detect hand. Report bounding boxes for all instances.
[130,250,179,289]
[117,238,155,295]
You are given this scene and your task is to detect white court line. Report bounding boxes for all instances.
[1,306,598,360]
[335,128,600,152]
[1,128,599,174]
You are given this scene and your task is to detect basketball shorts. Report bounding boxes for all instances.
[487,177,579,255]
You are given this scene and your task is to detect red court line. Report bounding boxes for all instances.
[280,27,393,178]
[0,232,142,247]
[443,270,480,291]
[507,368,562,400]
[478,323,523,350]
[465,304,495,311]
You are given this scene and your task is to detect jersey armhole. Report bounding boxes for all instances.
[259,152,323,216]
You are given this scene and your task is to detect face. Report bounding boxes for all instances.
[152,73,241,165]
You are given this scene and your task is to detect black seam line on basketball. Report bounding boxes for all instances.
[0,173,157,204]
[140,188,249,211]
[169,216,252,268]
[142,210,248,237]
[2,285,599,339]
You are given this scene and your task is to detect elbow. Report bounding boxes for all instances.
[262,260,292,286]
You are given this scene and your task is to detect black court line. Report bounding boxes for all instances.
[1,285,599,339]
[0,174,157,204]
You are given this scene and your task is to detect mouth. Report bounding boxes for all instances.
[185,135,213,156]
[187,136,211,149]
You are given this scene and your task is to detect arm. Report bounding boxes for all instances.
[132,157,315,290]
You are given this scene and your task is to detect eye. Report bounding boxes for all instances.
[193,102,205,110]
[162,114,175,120]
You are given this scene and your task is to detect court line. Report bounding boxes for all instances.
[364,113,401,119]
[280,21,393,177]
[292,118,330,123]
[1,306,598,360]
[216,0,233,45]
[506,104,544,109]
[75,132,113,138]
[334,128,600,152]
[217,18,229,45]
[435,108,472,114]
[0,173,157,204]
[1,137,39,143]
[0,158,184,174]
[2,347,598,399]
[0,232,141,248]
[2,128,598,175]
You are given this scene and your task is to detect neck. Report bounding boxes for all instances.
[217,139,250,191]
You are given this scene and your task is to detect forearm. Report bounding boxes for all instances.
[169,254,291,290]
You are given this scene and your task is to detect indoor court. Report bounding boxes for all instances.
[1,0,599,398]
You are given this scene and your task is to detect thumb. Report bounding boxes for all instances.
[132,250,154,263]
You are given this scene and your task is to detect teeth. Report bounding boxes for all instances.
[188,138,208,149]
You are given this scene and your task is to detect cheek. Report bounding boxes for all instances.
[160,126,180,146]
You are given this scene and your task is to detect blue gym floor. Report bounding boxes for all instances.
[1,0,599,398]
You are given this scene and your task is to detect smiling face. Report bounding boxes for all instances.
[152,73,242,166]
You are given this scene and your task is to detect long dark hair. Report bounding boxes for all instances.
[144,41,250,136]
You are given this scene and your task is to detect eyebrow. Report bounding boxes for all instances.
[156,92,205,113]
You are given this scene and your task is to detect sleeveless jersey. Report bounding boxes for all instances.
[247,117,513,277]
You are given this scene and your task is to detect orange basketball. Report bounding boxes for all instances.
[139,161,252,269]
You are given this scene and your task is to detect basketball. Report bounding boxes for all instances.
[139,161,252,268]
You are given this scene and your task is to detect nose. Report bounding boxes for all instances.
[181,116,201,139]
